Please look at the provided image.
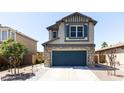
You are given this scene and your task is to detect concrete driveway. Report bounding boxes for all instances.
[36,67,100,81]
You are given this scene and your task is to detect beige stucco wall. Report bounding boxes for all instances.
[116,53,124,65]
[16,33,37,65]
[49,22,94,44]
[89,22,94,44]
[96,48,124,65]
[49,30,53,40]
[16,33,37,54]
[105,48,124,65]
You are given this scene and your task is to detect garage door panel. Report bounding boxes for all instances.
[52,51,86,66]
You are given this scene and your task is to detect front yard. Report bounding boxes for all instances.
[89,64,124,81]
[0,64,43,81]
[1,64,124,81]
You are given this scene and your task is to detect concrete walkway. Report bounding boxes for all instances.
[37,67,100,81]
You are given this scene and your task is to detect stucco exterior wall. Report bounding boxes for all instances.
[49,22,94,44]
[16,33,37,54]
[96,48,124,65]
[89,22,94,44]
[105,48,124,65]
[16,33,37,65]
[116,48,124,64]
[49,30,53,40]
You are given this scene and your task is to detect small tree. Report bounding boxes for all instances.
[101,42,108,48]
[0,39,27,75]
[106,49,117,76]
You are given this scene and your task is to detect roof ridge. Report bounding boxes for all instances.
[47,12,97,30]
[17,31,38,42]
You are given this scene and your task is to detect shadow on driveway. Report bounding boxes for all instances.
[52,65,119,71]
[1,73,35,81]
[88,64,119,71]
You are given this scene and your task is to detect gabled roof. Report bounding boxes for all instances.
[47,12,97,30]
[56,12,97,25]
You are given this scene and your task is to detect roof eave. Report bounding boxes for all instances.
[46,24,59,31]
[16,32,38,42]
[95,45,124,52]
[42,37,60,46]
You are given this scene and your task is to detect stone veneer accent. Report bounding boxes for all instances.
[44,44,95,67]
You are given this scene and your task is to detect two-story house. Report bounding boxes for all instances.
[0,24,37,65]
[42,12,97,67]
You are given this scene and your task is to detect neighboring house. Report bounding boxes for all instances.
[42,12,97,67]
[0,24,37,65]
[95,42,124,65]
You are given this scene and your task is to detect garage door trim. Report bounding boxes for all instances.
[51,50,88,66]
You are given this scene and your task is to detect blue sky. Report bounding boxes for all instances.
[0,12,124,52]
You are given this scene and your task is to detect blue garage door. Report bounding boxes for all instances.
[52,51,87,66]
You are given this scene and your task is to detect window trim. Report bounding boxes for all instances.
[10,31,16,40]
[69,25,84,38]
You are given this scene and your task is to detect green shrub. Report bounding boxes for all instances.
[36,59,44,64]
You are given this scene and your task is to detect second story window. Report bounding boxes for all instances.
[0,30,16,41]
[70,25,84,38]
[70,26,76,37]
[2,31,8,41]
[77,26,83,37]
[52,31,57,39]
